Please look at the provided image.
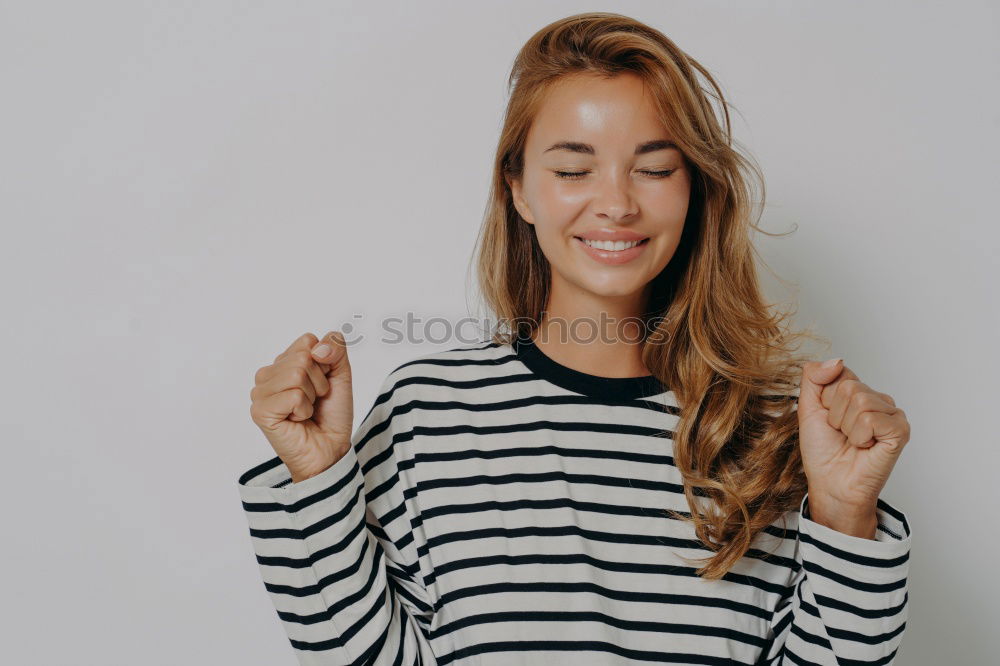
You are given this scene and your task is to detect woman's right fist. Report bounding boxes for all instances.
[249,330,354,483]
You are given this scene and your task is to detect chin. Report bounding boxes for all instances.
[578,280,650,300]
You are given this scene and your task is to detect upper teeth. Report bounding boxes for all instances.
[581,238,643,251]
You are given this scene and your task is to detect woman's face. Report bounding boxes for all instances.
[508,71,691,311]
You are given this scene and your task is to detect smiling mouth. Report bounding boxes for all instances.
[573,237,651,251]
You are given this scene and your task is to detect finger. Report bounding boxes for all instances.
[311,331,354,439]
[254,363,276,387]
[253,352,327,399]
[304,354,330,397]
[288,341,330,400]
[823,378,868,429]
[799,359,845,420]
[274,332,320,364]
[309,330,345,375]
[314,330,351,380]
[274,387,314,423]
[846,410,908,453]
[251,386,313,429]
[258,356,319,404]
[818,366,850,410]
[841,390,898,439]
[818,364,860,408]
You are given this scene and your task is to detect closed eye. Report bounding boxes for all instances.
[553,169,675,180]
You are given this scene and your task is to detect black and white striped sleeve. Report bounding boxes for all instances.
[237,370,437,665]
[762,493,911,665]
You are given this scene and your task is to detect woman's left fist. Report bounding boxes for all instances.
[796,358,911,515]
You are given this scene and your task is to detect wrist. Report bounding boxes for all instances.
[806,494,879,540]
[287,446,350,484]
[289,461,333,484]
[289,468,318,484]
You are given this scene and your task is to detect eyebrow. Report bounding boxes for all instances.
[543,139,679,156]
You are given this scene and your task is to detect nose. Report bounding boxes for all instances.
[593,171,638,223]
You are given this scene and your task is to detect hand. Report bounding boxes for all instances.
[249,330,355,483]
[796,359,911,531]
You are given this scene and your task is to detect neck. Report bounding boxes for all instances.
[532,280,653,379]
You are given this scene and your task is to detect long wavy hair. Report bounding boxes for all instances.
[468,12,830,580]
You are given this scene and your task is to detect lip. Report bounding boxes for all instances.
[574,236,650,265]
[574,228,649,242]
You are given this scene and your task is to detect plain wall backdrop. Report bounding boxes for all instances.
[2,1,996,663]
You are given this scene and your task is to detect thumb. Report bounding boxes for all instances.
[797,358,842,418]
[311,330,355,441]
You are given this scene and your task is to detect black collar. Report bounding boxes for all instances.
[511,334,667,401]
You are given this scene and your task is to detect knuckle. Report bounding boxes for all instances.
[294,392,314,416]
[856,392,878,409]
[300,332,318,349]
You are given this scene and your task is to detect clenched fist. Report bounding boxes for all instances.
[796,358,911,537]
[249,331,354,483]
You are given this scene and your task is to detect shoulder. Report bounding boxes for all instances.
[358,339,520,437]
[383,338,517,385]
[373,338,519,402]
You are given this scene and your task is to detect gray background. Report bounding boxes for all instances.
[2,1,996,663]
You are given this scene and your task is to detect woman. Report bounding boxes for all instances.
[240,12,911,665]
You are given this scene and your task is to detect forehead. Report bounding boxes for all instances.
[526,72,668,153]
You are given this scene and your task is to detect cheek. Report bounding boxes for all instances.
[647,181,690,228]
[530,180,585,233]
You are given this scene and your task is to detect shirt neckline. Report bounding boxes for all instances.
[511,334,667,401]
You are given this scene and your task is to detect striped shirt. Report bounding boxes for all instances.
[237,337,911,665]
